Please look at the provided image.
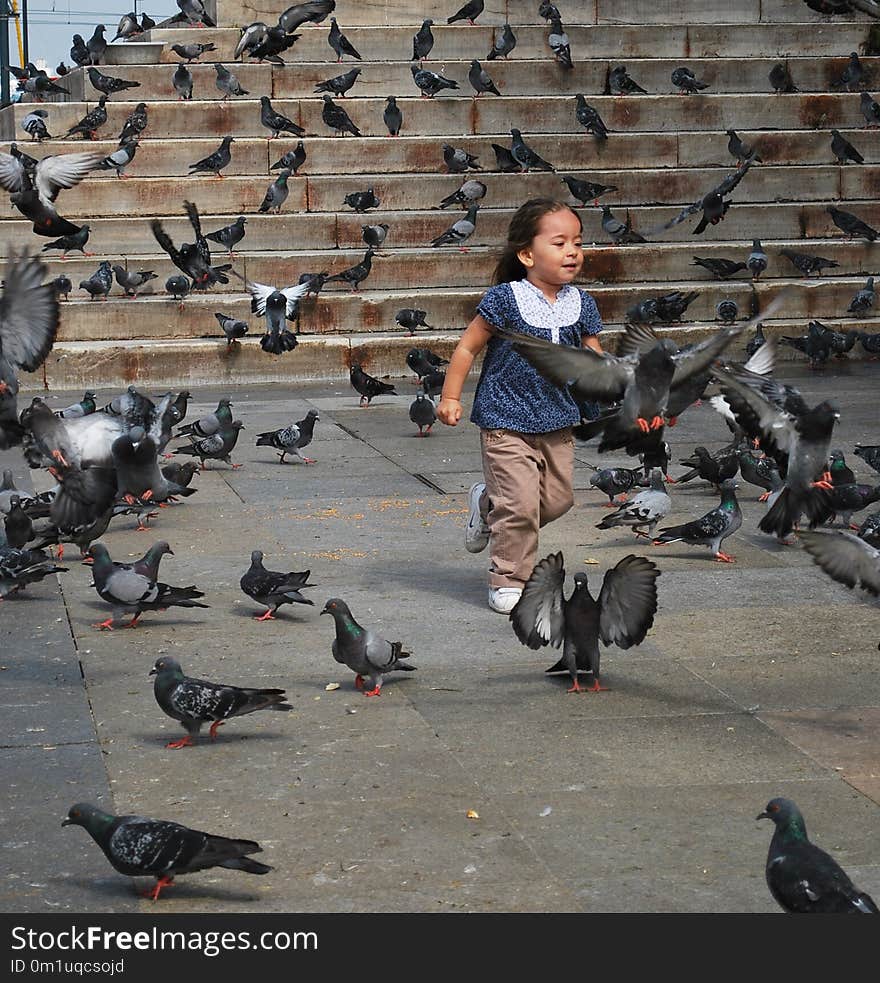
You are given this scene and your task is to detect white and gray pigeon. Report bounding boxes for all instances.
[548,17,572,69]
[595,468,671,539]
[96,139,139,178]
[22,109,51,141]
[150,655,293,747]
[255,422,301,463]
[246,279,310,354]
[652,478,742,562]
[321,598,416,696]
[62,802,269,902]
[510,551,660,693]
[431,203,479,249]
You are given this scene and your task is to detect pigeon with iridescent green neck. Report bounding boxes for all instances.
[757,798,879,914]
[320,598,416,696]
[653,478,742,562]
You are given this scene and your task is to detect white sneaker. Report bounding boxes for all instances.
[465,481,490,553]
[488,587,522,614]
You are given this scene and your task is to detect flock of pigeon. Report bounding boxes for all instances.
[3,0,880,914]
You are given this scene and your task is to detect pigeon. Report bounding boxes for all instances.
[176,398,233,439]
[86,25,107,66]
[151,655,292,748]
[21,110,51,142]
[258,169,292,213]
[188,136,234,178]
[601,205,646,244]
[858,330,880,356]
[41,225,92,259]
[827,205,878,240]
[757,797,880,913]
[87,67,140,98]
[113,266,157,298]
[161,461,199,490]
[362,223,389,250]
[588,465,647,505]
[214,63,249,99]
[675,445,739,487]
[175,421,245,469]
[691,256,747,280]
[447,0,484,24]
[737,449,781,499]
[510,551,660,693]
[747,239,768,280]
[233,23,268,59]
[151,201,231,291]
[205,216,247,257]
[4,496,34,548]
[716,299,738,323]
[653,479,742,563]
[561,174,617,206]
[442,143,481,173]
[343,187,380,212]
[847,276,875,316]
[510,129,554,172]
[254,422,300,462]
[397,309,434,334]
[52,275,73,301]
[57,390,97,420]
[321,94,361,136]
[778,248,839,277]
[439,179,486,209]
[827,481,880,528]
[246,279,310,353]
[260,96,305,138]
[769,61,798,93]
[140,13,156,31]
[726,129,761,164]
[170,42,217,62]
[468,59,501,97]
[431,203,479,249]
[17,74,70,100]
[1,545,67,598]
[854,444,880,475]
[412,19,435,61]
[270,141,306,173]
[595,469,672,539]
[325,249,375,291]
[409,391,436,436]
[248,26,301,65]
[487,23,516,60]
[349,363,397,406]
[491,143,520,172]
[118,103,148,144]
[278,1,335,32]
[112,433,196,504]
[837,51,866,92]
[608,65,647,95]
[321,598,416,696]
[539,2,561,22]
[575,95,608,139]
[327,17,361,62]
[87,541,208,630]
[96,139,139,178]
[653,160,754,236]
[671,66,709,94]
[166,275,190,306]
[214,313,248,348]
[711,364,839,538]
[177,0,215,27]
[240,550,316,623]
[62,802,270,901]
[831,129,864,164]
[112,12,140,42]
[411,64,459,98]
[314,66,362,98]
[172,63,193,101]
[383,96,403,136]
[547,17,572,69]
[79,261,113,301]
[70,35,90,68]
[65,96,108,140]
[299,271,329,296]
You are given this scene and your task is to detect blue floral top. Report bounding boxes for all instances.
[470,279,603,433]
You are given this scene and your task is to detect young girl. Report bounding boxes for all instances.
[437,198,604,613]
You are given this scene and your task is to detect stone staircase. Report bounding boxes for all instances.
[3,0,880,389]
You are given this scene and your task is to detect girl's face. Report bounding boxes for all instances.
[516,208,584,287]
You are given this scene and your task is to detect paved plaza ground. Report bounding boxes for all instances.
[1,361,879,913]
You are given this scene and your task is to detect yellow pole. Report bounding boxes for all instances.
[8,0,23,67]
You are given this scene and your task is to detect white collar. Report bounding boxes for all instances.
[510,279,581,342]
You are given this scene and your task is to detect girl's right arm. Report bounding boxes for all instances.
[437,315,495,426]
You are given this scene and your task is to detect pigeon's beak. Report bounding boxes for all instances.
[167,549,175,556]
[320,604,330,615]
[61,818,71,827]
[756,811,769,821]
[148,667,157,676]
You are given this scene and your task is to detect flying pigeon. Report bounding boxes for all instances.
[151,200,231,290]
[248,26,301,65]
[510,551,660,692]
[320,598,416,696]
[653,479,742,562]
[62,802,270,901]
[177,0,215,27]
[240,549,316,620]
[349,362,396,406]
[246,279,310,354]
[653,160,754,236]
[151,655,293,747]
[278,1,336,32]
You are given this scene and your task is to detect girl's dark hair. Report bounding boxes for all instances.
[493,198,582,284]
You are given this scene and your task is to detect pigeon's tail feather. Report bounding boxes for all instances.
[157,585,209,608]
[255,431,276,446]
[220,856,272,874]
[854,892,880,914]
[652,524,685,545]
[800,486,834,528]
[758,486,802,537]
[241,690,293,714]
[260,329,298,355]
[676,467,700,484]
[545,657,569,674]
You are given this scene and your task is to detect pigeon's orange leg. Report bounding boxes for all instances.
[209,721,225,741]
[255,609,276,621]
[165,736,193,750]
[584,678,610,692]
[363,686,381,697]
[142,875,175,901]
[354,674,364,690]
[93,618,115,630]
[714,551,736,563]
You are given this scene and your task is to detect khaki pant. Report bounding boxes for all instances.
[479,427,575,589]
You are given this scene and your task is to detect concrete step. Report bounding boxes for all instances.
[5,92,878,141]
[147,23,879,63]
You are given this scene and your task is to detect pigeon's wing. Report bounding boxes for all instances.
[616,321,660,359]
[670,323,745,387]
[0,253,60,372]
[493,324,634,401]
[246,281,276,316]
[280,281,311,316]
[799,530,880,596]
[652,196,703,234]
[711,366,799,458]
[104,566,155,604]
[184,200,211,265]
[150,220,183,267]
[34,152,102,203]
[0,152,27,193]
[597,554,659,648]
[509,550,567,649]
[712,160,753,199]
